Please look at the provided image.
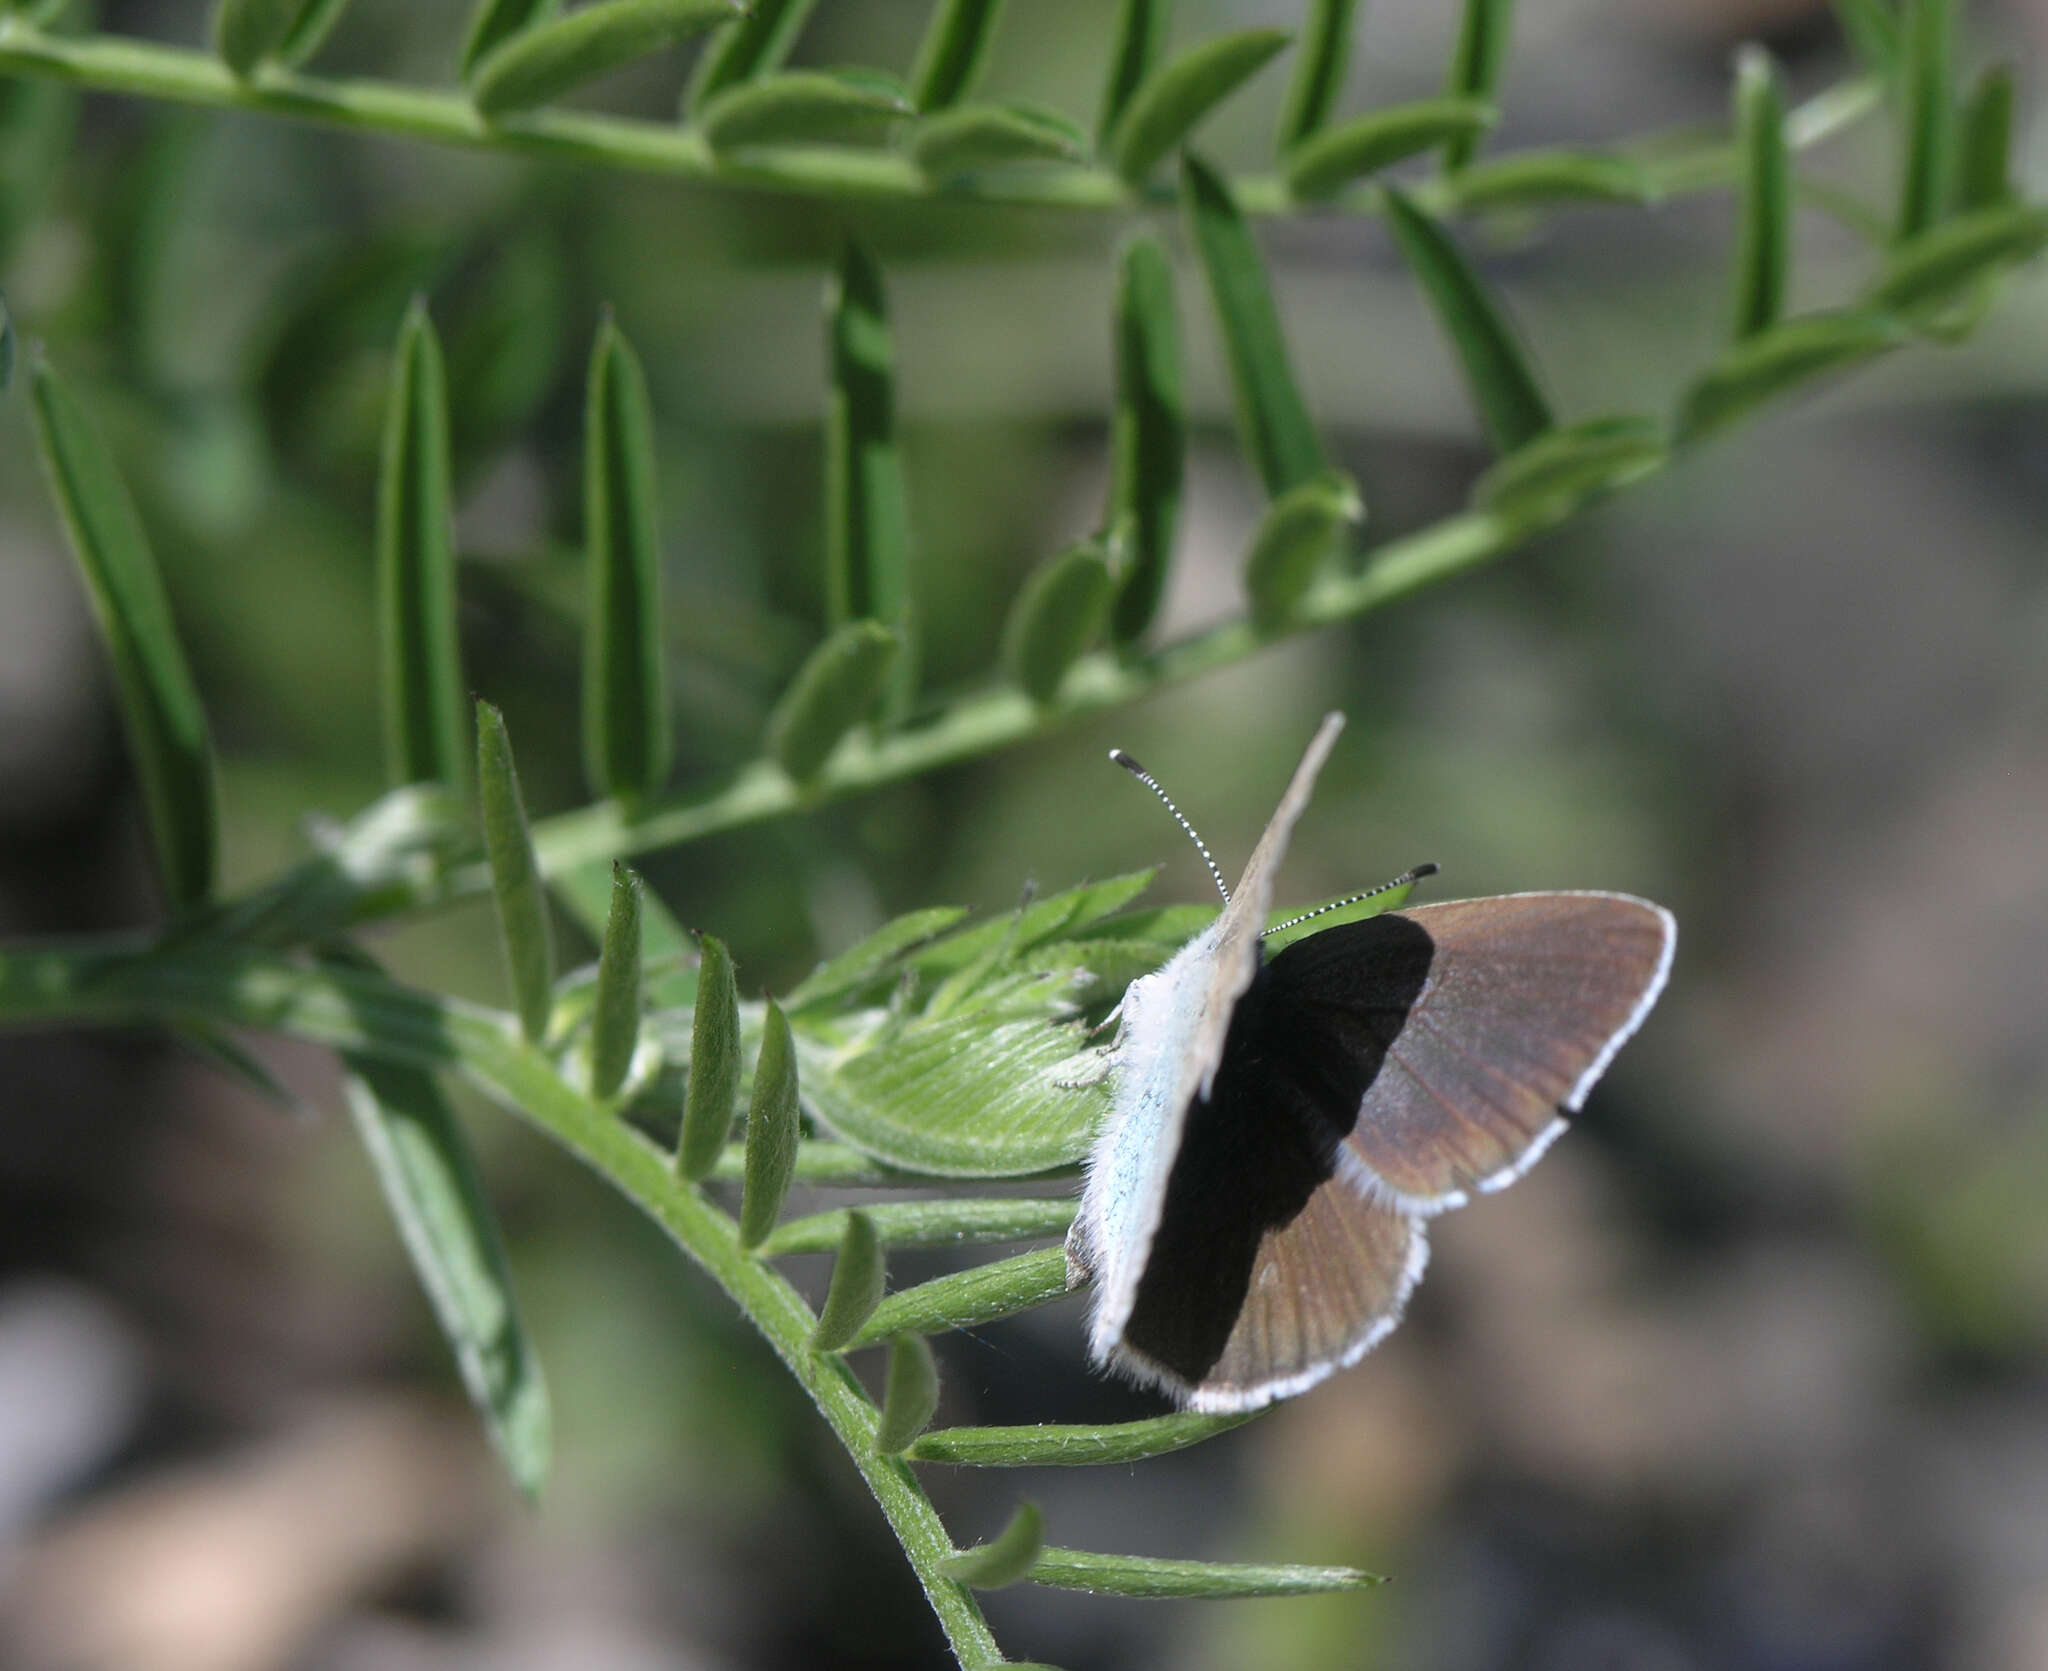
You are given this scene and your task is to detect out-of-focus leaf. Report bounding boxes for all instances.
[1956,65,2014,213]
[476,699,556,1045]
[1731,45,1790,342]
[1469,415,1665,520]
[738,1000,800,1248]
[1440,148,1657,210]
[443,231,569,479]
[588,863,642,1100]
[213,0,296,77]
[1864,202,2048,316]
[1284,98,1495,200]
[0,289,13,390]
[1895,0,1952,241]
[908,0,1005,114]
[874,1334,941,1454]
[459,0,558,80]
[1184,152,1325,498]
[910,1410,1251,1466]
[678,933,740,1180]
[683,0,815,111]
[173,1024,315,1119]
[1275,0,1357,154]
[377,300,465,795]
[784,904,970,1012]
[1383,186,1552,455]
[799,987,1103,1177]
[31,359,217,910]
[811,1210,886,1350]
[1109,29,1291,185]
[766,620,901,783]
[341,1047,551,1501]
[1096,0,1171,145]
[1107,235,1184,643]
[851,1249,1072,1345]
[940,1503,1044,1590]
[701,68,914,150]
[581,314,671,802]
[0,74,77,271]
[274,0,353,65]
[1440,0,1515,171]
[1243,470,1363,630]
[1002,539,1115,704]
[1028,1548,1380,1598]
[1675,309,1907,441]
[912,101,1087,177]
[469,0,741,118]
[825,240,915,716]
[1832,0,1898,81]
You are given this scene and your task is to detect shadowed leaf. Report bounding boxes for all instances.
[1244,470,1363,630]
[738,1000,800,1248]
[1276,0,1357,154]
[1110,29,1290,185]
[1107,235,1184,642]
[1441,0,1515,171]
[678,934,740,1179]
[766,620,901,783]
[1004,539,1115,704]
[588,863,642,1100]
[909,0,1005,114]
[476,699,555,1044]
[1096,0,1171,145]
[684,0,816,111]
[874,1334,941,1454]
[1731,46,1790,341]
[811,1209,886,1349]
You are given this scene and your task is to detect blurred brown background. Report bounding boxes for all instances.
[4,1,2048,1667]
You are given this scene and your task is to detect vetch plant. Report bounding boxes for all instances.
[2,0,2045,1663]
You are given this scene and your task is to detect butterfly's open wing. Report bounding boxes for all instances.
[1265,891,1675,1213]
[1072,713,1348,1355]
[1113,1165,1428,1412]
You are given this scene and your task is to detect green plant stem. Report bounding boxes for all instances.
[0,22,1876,218]
[0,943,1002,1668]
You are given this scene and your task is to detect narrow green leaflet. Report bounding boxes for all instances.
[683,0,816,112]
[766,619,901,783]
[172,1022,314,1119]
[911,102,1087,178]
[1027,1548,1381,1599]
[1439,149,1657,211]
[1895,0,1953,241]
[758,1197,1075,1257]
[213,0,297,77]
[1275,0,1357,154]
[908,0,1005,115]
[811,1209,886,1350]
[31,360,217,911]
[1109,29,1291,186]
[588,863,642,1100]
[1096,0,1172,145]
[909,871,1158,980]
[874,1334,941,1454]
[273,0,353,66]
[1384,186,1553,456]
[1003,539,1115,705]
[700,70,915,152]
[582,315,671,802]
[1731,46,1790,342]
[738,1000,800,1248]
[1864,203,2048,317]
[476,699,556,1045]
[468,0,741,118]
[551,855,695,964]
[783,903,971,1012]
[910,1410,1251,1466]
[853,1248,1073,1343]
[1469,415,1666,521]
[1441,0,1516,171]
[1832,0,1899,81]
[1184,152,1325,499]
[460,0,559,81]
[1956,65,2014,213]
[800,995,1104,1176]
[1284,98,1496,201]
[377,300,465,795]
[1243,470,1363,630]
[940,1502,1044,1590]
[825,240,915,714]
[1107,235,1185,644]
[1675,310,1908,442]
[678,933,740,1180]
[340,1047,550,1500]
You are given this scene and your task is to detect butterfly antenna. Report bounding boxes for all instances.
[1109,748,1231,904]
[1262,862,1439,938]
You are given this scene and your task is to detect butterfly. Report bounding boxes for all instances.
[1065,712,1675,1412]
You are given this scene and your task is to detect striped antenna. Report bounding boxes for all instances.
[1262,863,1440,938]
[1109,748,1231,904]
